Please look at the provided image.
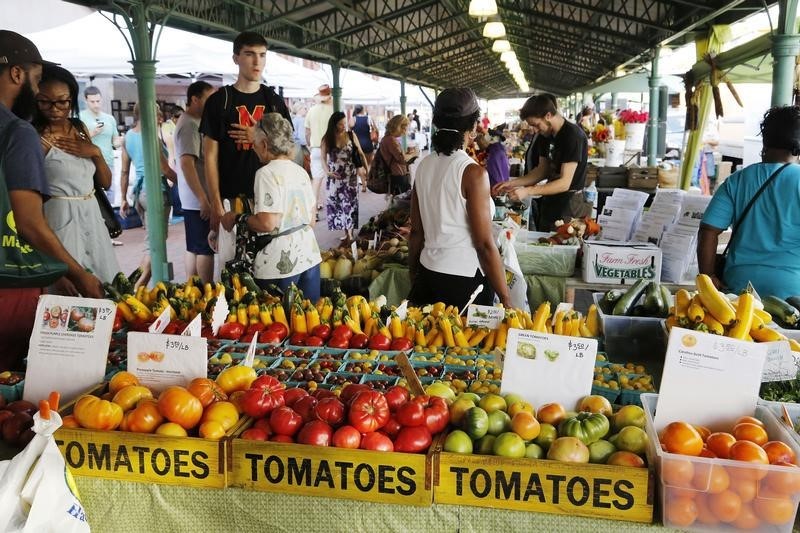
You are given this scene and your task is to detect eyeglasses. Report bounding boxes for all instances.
[36,98,71,110]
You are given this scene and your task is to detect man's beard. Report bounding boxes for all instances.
[11,78,36,121]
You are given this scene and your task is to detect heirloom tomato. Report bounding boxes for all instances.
[394,425,432,453]
[215,365,257,394]
[187,378,228,408]
[384,386,410,412]
[73,395,123,431]
[111,385,153,412]
[297,420,333,446]
[108,371,140,395]
[348,391,390,433]
[332,425,361,449]
[122,399,163,433]
[314,397,345,427]
[157,387,203,430]
[360,431,394,451]
[269,406,303,437]
[200,401,240,431]
[240,376,286,418]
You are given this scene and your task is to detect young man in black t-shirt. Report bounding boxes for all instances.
[200,31,291,231]
[494,94,589,231]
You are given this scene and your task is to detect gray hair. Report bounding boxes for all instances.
[257,112,296,157]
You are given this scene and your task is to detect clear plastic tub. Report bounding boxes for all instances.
[642,393,800,532]
[593,292,669,364]
[514,231,579,276]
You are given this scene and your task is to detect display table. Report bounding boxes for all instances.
[73,477,679,533]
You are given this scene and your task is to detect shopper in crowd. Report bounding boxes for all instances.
[411,109,421,133]
[161,106,178,168]
[379,114,416,195]
[476,127,509,187]
[175,81,216,283]
[408,88,511,309]
[0,31,103,370]
[305,84,334,214]
[493,93,590,231]
[221,113,321,300]
[698,105,800,298]
[79,86,120,176]
[32,65,120,285]
[321,111,367,242]
[349,104,377,191]
[291,102,309,172]
[201,31,292,233]
[120,101,177,287]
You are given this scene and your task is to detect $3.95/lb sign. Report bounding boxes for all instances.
[434,453,653,523]
[228,439,433,506]
[54,427,227,488]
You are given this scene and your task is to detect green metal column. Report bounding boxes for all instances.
[128,7,168,282]
[610,93,618,111]
[331,62,342,113]
[400,79,407,151]
[647,47,661,166]
[771,0,800,107]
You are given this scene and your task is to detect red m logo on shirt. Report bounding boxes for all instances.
[234,105,266,150]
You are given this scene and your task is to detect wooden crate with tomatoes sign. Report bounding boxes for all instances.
[54,383,245,489]
[433,442,654,523]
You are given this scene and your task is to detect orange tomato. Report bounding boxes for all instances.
[732,423,768,446]
[699,447,717,458]
[606,451,645,468]
[664,495,698,527]
[155,422,188,437]
[61,414,80,428]
[660,422,704,456]
[536,403,566,426]
[108,371,140,395]
[729,440,769,480]
[708,489,742,523]
[200,401,240,432]
[706,432,736,459]
[753,487,796,525]
[73,395,123,430]
[762,441,797,465]
[187,378,228,408]
[730,476,758,503]
[662,457,695,488]
[693,425,711,442]
[693,494,720,526]
[765,462,800,495]
[732,503,761,530]
[157,386,203,430]
[510,411,540,441]
[735,415,764,428]
[111,385,153,412]
[199,420,226,440]
[693,463,729,494]
[228,391,246,414]
[121,400,163,433]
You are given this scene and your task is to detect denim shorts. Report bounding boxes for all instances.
[183,210,213,255]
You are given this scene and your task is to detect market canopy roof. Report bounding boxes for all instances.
[582,72,684,96]
[62,0,768,98]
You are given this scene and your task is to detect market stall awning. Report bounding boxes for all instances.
[59,0,768,98]
[689,32,774,84]
[582,72,685,96]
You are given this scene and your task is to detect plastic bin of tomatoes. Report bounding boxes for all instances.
[642,393,800,531]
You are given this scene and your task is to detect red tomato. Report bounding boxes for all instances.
[245,323,265,336]
[412,395,449,434]
[332,425,362,449]
[240,376,286,418]
[348,391,390,433]
[297,420,333,446]
[201,326,213,339]
[332,325,353,341]
[339,383,371,405]
[304,335,324,347]
[389,338,413,351]
[269,406,303,437]
[360,431,394,452]
[253,417,272,436]
[289,332,308,346]
[314,397,345,427]
[162,322,183,335]
[381,416,402,439]
[348,333,369,349]
[310,389,338,401]
[218,322,245,340]
[384,386,410,412]
[368,334,391,351]
[312,324,332,341]
[327,335,349,349]
[271,434,294,443]
[266,322,289,341]
[293,395,318,423]
[259,331,282,345]
[394,425,432,453]
[112,312,124,331]
[396,401,425,427]
[283,388,309,408]
[241,428,269,441]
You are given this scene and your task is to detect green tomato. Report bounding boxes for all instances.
[463,407,489,440]
[474,434,496,455]
[443,430,473,454]
[525,442,544,459]
[486,410,512,436]
[558,412,610,445]
[534,423,558,451]
[588,439,617,464]
[493,432,526,458]
[615,425,649,455]
[478,393,507,413]
[503,393,526,409]
[457,392,481,404]
[613,405,647,431]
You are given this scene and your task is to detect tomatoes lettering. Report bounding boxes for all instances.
[269,406,303,437]
[348,391,390,433]
[297,420,333,446]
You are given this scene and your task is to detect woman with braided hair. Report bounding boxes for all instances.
[699,105,800,298]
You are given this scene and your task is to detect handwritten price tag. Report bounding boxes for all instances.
[128,331,207,392]
[466,305,504,329]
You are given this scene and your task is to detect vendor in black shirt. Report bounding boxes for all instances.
[494,94,590,231]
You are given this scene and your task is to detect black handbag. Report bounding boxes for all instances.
[367,147,390,194]
[349,131,363,169]
[714,162,791,278]
[94,184,122,238]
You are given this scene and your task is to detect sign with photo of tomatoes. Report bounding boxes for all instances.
[127,332,208,392]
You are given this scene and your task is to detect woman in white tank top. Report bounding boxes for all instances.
[408,89,511,309]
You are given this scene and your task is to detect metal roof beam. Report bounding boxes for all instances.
[242,0,329,32]
[340,12,462,60]
[502,0,674,32]
[504,4,646,45]
[506,34,617,64]
[379,33,485,71]
[364,27,474,67]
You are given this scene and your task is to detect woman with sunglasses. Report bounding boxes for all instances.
[32,65,119,287]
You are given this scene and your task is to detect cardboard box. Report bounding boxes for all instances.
[582,241,661,285]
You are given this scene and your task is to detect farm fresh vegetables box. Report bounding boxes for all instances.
[582,241,661,285]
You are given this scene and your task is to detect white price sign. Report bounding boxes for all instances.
[466,305,504,329]
[127,332,207,392]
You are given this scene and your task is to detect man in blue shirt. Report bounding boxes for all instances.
[0,31,103,370]
[79,86,120,172]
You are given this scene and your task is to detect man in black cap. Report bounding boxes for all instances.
[0,30,104,371]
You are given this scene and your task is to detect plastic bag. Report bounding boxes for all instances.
[495,222,528,310]
[213,199,236,281]
[0,394,89,533]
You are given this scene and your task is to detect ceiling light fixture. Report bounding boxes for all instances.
[483,21,506,39]
[491,39,511,53]
[468,0,498,17]
[500,50,516,63]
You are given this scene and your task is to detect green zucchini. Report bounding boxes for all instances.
[785,296,800,315]
[127,267,143,288]
[659,285,672,318]
[111,272,131,295]
[239,272,261,294]
[599,290,623,314]
[643,282,663,316]
[103,282,123,302]
[762,296,800,328]
[612,278,649,316]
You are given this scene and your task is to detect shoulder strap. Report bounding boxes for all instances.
[722,162,791,257]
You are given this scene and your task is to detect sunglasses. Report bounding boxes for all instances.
[36,98,71,110]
